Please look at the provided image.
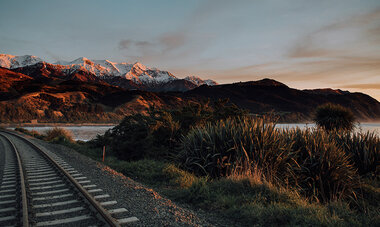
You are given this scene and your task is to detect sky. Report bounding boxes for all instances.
[1,0,380,100]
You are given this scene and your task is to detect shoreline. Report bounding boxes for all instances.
[2,122,379,128]
[1,123,117,128]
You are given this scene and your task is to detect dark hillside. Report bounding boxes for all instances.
[185,79,380,121]
[1,68,379,123]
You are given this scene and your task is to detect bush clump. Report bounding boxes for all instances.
[180,116,294,180]
[181,118,361,203]
[332,131,380,177]
[15,127,44,139]
[92,99,247,161]
[314,103,355,131]
[286,128,359,203]
[44,127,74,143]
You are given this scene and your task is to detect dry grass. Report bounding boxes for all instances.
[44,127,74,143]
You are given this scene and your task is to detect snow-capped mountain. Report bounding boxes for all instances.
[0,54,217,91]
[0,54,43,69]
[184,76,218,86]
[54,57,177,85]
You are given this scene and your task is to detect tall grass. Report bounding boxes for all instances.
[15,127,44,139]
[180,117,294,181]
[332,131,379,177]
[284,128,358,202]
[180,117,371,203]
[44,127,74,143]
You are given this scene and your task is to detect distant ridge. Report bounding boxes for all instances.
[0,54,217,92]
[1,66,379,123]
[185,79,380,122]
[0,54,379,123]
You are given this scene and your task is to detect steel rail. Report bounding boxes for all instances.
[0,133,29,227]
[1,130,120,227]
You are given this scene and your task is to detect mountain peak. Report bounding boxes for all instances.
[132,62,147,70]
[0,54,43,69]
[184,76,218,86]
[0,53,218,91]
[69,57,93,65]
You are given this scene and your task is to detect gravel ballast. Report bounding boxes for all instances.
[25,135,237,227]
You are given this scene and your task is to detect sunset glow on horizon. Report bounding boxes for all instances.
[1,0,379,100]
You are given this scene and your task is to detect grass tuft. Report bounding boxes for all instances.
[44,127,74,143]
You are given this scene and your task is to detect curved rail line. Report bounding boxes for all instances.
[0,133,29,226]
[0,130,137,226]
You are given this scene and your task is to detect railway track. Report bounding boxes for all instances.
[0,130,139,226]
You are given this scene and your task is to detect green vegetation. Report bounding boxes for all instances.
[174,176,379,226]
[16,101,379,226]
[314,103,356,131]
[90,99,246,161]
[180,117,293,179]
[333,131,379,177]
[181,119,361,203]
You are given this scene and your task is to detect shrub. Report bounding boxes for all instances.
[15,127,28,133]
[314,103,355,131]
[286,128,359,203]
[181,119,360,203]
[44,127,74,143]
[180,117,294,180]
[15,127,44,139]
[104,114,153,160]
[94,99,248,161]
[332,131,380,177]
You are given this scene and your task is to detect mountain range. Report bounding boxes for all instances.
[0,54,217,92]
[0,53,379,123]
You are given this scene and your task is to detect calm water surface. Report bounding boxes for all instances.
[8,126,115,141]
[276,123,380,135]
[8,123,380,141]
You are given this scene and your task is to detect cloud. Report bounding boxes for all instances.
[118,40,133,49]
[288,8,380,59]
[117,0,250,64]
[288,34,340,58]
[159,32,186,51]
[118,39,153,50]
[135,41,152,47]
[319,8,380,32]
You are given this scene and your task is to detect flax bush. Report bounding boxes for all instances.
[180,117,294,180]
[332,131,379,177]
[286,128,359,203]
[181,119,361,203]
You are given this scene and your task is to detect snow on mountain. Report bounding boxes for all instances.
[55,57,177,84]
[55,57,116,77]
[204,79,218,86]
[0,54,217,88]
[0,54,43,69]
[184,76,218,86]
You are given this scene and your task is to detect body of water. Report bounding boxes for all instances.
[7,123,380,141]
[8,126,115,141]
[276,123,380,135]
